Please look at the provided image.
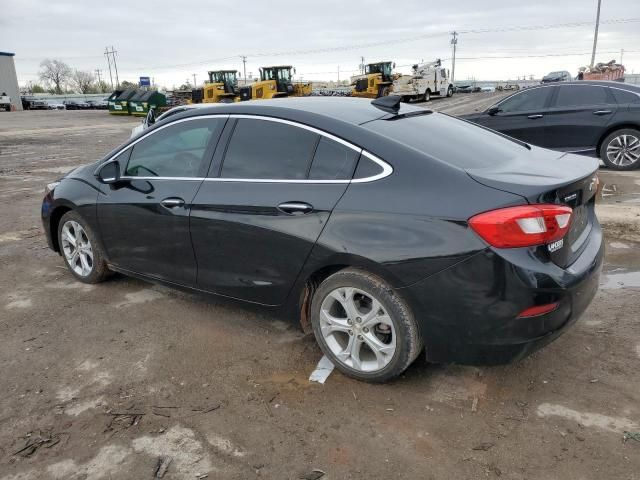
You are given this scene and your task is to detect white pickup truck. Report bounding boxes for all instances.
[392,60,454,102]
[0,93,11,111]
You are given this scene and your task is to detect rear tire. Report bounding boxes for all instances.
[424,89,431,102]
[599,128,640,170]
[310,268,423,383]
[57,211,110,284]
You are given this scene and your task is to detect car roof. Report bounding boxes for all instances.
[530,80,640,91]
[176,97,424,126]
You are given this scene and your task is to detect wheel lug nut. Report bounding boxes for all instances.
[357,334,363,340]
[356,317,361,323]
[363,327,369,333]
[347,319,353,325]
[348,330,354,336]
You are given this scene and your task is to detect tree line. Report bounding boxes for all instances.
[29,58,138,95]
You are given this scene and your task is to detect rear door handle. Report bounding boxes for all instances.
[527,114,544,119]
[277,202,313,215]
[161,197,185,208]
[593,110,612,115]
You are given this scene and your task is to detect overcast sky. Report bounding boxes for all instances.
[2,0,639,89]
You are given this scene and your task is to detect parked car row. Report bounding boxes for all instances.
[20,97,109,110]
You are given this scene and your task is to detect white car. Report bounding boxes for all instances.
[130,104,211,138]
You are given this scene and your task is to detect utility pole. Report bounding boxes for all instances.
[620,48,624,64]
[95,69,102,86]
[450,31,458,83]
[192,73,198,88]
[337,66,340,83]
[111,46,119,89]
[590,0,602,67]
[241,56,247,84]
[104,48,114,89]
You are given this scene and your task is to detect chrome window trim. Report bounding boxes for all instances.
[106,113,393,184]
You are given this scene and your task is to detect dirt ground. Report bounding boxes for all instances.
[1,99,639,480]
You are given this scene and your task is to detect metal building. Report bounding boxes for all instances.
[0,52,23,111]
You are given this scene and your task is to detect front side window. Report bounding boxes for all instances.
[498,87,553,113]
[555,85,610,107]
[126,118,224,178]
[221,119,318,179]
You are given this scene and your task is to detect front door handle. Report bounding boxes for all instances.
[161,197,185,208]
[593,110,612,115]
[527,114,544,119]
[277,202,313,215]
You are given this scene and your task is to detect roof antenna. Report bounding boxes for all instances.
[371,95,402,114]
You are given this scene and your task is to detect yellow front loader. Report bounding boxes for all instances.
[191,70,239,104]
[350,61,396,98]
[238,66,312,101]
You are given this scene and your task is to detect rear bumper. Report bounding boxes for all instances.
[401,220,604,365]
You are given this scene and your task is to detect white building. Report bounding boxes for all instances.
[0,52,22,111]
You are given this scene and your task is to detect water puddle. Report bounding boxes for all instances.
[600,269,640,289]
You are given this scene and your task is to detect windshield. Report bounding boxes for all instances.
[366,63,391,76]
[546,71,565,77]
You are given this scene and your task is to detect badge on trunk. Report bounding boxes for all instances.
[548,239,563,253]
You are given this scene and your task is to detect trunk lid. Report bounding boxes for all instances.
[466,149,599,268]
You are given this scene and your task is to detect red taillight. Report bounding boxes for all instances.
[517,302,560,318]
[469,204,572,248]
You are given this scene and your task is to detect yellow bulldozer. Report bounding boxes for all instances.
[191,70,239,104]
[238,66,312,101]
[350,61,396,98]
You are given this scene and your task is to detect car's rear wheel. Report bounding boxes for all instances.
[600,129,640,170]
[58,211,109,284]
[310,268,423,383]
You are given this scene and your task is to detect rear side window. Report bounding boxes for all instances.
[308,138,359,180]
[126,118,223,177]
[555,85,609,107]
[221,119,319,179]
[498,87,552,113]
[353,155,383,179]
[611,88,640,104]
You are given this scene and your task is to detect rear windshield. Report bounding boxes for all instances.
[364,112,528,169]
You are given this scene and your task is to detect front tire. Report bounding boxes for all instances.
[446,86,453,97]
[310,268,423,383]
[58,211,110,284]
[423,89,431,102]
[600,128,640,170]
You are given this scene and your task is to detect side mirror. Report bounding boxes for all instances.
[96,160,120,184]
[486,106,501,116]
[144,108,156,128]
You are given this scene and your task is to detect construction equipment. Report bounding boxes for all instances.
[579,60,625,81]
[391,59,453,102]
[350,62,396,98]
[191,70,239,104]
[238,66,312,101]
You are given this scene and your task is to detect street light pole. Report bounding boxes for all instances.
[590,0,602,67]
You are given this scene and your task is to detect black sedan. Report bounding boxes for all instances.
[463,81,640,170]
[41,97,603,382]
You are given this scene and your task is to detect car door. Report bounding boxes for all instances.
[190,116,360,305]
[542,84,617,152]
[471,86,554,146]
[97,116,227,285]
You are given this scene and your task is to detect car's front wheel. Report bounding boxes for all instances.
[310,268,423,383]
[600,128,640,170]
[58,211,110,284]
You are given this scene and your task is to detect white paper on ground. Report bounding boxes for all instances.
[309,355,335,384]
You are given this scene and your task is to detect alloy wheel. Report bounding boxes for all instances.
[61,220,94,277]
[606,134,640,167]
[319,287,396,372]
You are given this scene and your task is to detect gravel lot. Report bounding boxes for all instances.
[1,99,639,480]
